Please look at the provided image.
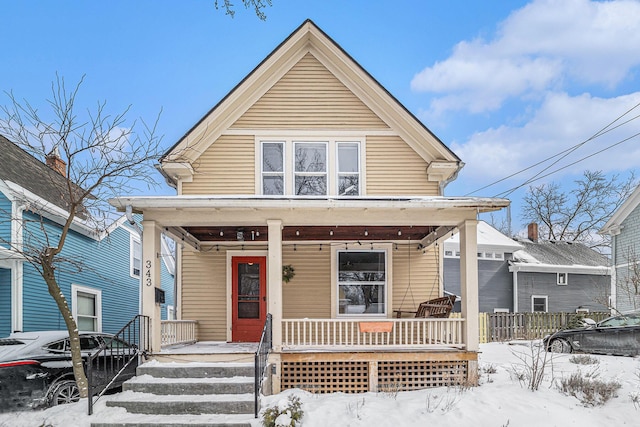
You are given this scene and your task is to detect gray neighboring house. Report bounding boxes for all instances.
[444,221,523,313]
[600,184,640,313]
[509,224,610,314]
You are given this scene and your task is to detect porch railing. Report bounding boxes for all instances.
[161,320,198,347]
[282,318,465,349]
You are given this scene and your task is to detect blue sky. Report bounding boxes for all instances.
[2,0,639,231]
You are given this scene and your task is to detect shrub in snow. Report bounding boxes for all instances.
[262,395,303,427]
[510,341,552,391]
[569,355,599,365]
[558,371,621,406]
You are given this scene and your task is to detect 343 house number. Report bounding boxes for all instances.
[145,260,152,287]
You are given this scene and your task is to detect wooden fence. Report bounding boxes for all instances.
[456,312,610,343]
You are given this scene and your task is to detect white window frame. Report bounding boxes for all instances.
[167,305,175,320]
[335,247,389,318]
[493,308,509,313]
[336,142,361,196]
[531,295,548,313]
[130,235,141,279]
[260,141,285,195]
[72,284,102,332]
[255,137,365,196]
[294,141,329,196]
[557,272,568,286]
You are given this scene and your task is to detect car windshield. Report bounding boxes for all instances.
[599,313,640,328]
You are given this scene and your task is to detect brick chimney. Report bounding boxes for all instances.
[527,223,538,242]
[45,146,66,177]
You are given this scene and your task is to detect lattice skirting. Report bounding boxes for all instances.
[279,352,475,393]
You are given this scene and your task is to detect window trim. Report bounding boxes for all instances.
[71,284,102,332]
[333,245,390,318]
[256,137,365,196]
[557,272,568,286]
[531,295,548,313]
[130,235,141,279]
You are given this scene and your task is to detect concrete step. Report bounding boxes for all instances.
[123,375,254,395]
[105,391,255,415]
[90,412,253,427]
[137,362,254,379]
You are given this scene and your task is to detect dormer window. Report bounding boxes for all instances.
[258,137,363,196]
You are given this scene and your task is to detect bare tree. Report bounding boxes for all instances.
[0,75,163,399]
[520,170,637,252]
[615,246,640,311]
[214,0,273,20]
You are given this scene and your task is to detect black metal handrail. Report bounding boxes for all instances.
[255,313,273,418]
[87,315,150,415]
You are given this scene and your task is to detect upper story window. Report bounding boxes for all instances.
[258,138,362,196]
[557,272,568,285]
[131,236,141,278]
[294,142,327,195]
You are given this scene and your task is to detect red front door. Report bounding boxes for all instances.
[231,256,267,342]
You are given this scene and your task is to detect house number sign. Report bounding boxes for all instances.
[145,260,152,287]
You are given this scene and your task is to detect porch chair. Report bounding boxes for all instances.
[393,295,456,319]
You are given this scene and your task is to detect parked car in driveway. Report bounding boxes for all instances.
[0,331,138,413]
[544,311,640,356]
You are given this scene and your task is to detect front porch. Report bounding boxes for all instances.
[158,317,475,393]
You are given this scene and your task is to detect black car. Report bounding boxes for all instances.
[0,331,138,413]
[544,311,640,356]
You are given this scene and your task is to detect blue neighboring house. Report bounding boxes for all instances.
[0,135,174,337]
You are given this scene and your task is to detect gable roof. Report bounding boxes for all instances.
[161,19,460,170]
[510,239,610,274]
[0,135,75,212]
[600,183,640,235]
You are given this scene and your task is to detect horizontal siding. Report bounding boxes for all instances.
[282,246,331,319]
[516,272,609,313]
[392,247,440,313]
[0,193,12,247]
[181,248,228,341]
[366,135,438,196]
[232,53,389,130]
[0,268,10,336]
[18,211,172,335]
[182,135,255,195]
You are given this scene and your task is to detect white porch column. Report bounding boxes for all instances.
[141,220,162,353]
[267,219,283,351]
[459,219,479,352]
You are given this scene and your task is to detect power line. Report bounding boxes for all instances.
[464,100,640,197]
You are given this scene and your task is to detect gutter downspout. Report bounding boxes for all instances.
[510,263,519,313]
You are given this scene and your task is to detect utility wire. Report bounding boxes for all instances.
[464,100,640,197]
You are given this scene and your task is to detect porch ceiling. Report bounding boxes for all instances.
[181,225,436,243]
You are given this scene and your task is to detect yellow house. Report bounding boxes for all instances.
[110,20,508,393]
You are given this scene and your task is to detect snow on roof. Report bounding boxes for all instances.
[445,221,522,251]
[511,239,609,268]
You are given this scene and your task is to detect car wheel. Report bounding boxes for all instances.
[549,338,571,353]
[49,380,80,406]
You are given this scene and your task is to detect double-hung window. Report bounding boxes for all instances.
[72,284,102,332]
[337,142,360,196]
[294,142,327,195]
[131,236,141,278]
[532,295,548,313]
[337,250,386,315]
[262,142,285,195]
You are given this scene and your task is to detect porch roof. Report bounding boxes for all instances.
[109,195,508,248]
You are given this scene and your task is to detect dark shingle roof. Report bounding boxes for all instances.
[0,134,75,212]
[512,239,609,267]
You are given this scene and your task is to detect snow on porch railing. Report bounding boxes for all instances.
[282,318,465,349]
[161,320,198,347]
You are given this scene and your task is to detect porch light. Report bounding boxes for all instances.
[397,229,402,236]
[364,229,368,236]
[329,229,333,236]
[296,229,300,236]
[219,230,224,237]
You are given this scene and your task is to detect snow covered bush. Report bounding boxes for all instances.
[558,371,621,406]
[262,395,303,427]
[569,355,599,365]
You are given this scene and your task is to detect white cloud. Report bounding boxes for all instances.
[452,91,640,193]
[412,0,640,114]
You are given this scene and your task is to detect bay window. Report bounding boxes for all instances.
[294,142,327,195]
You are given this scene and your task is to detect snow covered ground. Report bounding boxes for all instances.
[1,341,639,427]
